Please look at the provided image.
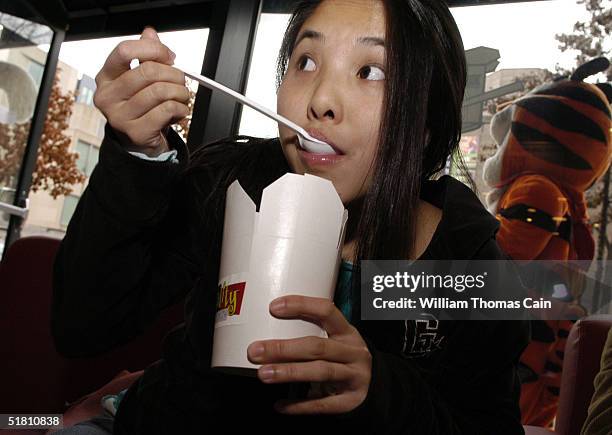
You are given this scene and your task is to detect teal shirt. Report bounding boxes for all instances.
[334,260,355,324]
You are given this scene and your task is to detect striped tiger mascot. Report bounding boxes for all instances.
[482,57,612,428]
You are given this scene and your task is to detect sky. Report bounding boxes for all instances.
[450,0,593,71]
[40,0,607,138]
[53,28,211,84]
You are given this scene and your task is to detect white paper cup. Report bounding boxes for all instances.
[211,174,348,376]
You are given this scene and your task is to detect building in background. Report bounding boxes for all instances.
[0,46,105,239]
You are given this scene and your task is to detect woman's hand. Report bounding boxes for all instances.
[93,27,190,156]
[247,295,372,415]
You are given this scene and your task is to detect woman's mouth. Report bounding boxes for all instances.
[302,129,345,155]
[297,148,345,166]
[296,129,345,166]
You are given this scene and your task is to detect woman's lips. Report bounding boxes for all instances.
[292,128,346,166]
[297,148,345,166]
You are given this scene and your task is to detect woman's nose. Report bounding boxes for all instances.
[307,77,342,124]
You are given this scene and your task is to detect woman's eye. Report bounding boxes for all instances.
[358,65,385,81]
[297,56,316,72]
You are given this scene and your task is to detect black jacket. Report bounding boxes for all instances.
[52,125,529,434]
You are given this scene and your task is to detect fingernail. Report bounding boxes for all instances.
[259,366,275,381]
[250,343,264,358]
[270,298,286,312]
[169,50,176,62]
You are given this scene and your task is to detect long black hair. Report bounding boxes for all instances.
[277,0,466,263]
[277,1,466,304]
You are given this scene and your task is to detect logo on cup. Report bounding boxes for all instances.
[217,281,246,317]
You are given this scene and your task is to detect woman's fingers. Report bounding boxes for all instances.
[250,296,373,415]
[250,296,372,416]
[114,62,186,100]
[257,360,353,384]
[96,38,175,85]
[92,26,191,151]
[122,82,190,119]
[247,335,367,365]
[270,295,354,337]
[120,100,190,147]
[96,62,185,106]
[94,61,188,147]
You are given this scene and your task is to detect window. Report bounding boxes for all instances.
[77,86,94,105]
[86,146,99,176]
[0,11,52,249]
[76,75,96,106]
[56,28,209,142]
[60,195,79,227]
[97,119,105,139]
[75,139,99,177]
[20,28,208,244]
[27,60,44,88]
[238,13,290,138]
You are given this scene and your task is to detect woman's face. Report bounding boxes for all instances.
[277,0,386,205]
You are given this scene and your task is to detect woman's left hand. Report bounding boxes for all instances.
[247,295,372,415]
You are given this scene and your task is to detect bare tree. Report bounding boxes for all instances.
[555,0,612,80]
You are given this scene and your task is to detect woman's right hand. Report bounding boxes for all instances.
[93,27,190,156]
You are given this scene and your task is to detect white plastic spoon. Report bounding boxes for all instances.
[182,70,337,155]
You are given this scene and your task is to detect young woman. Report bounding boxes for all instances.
[52,0,529,433]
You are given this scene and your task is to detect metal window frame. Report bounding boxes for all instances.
[2,0,263,255]
[187,0,263,150]
[3,28,66,258]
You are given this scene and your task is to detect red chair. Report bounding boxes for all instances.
[523,314,612,435]
[0,236,184,432]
